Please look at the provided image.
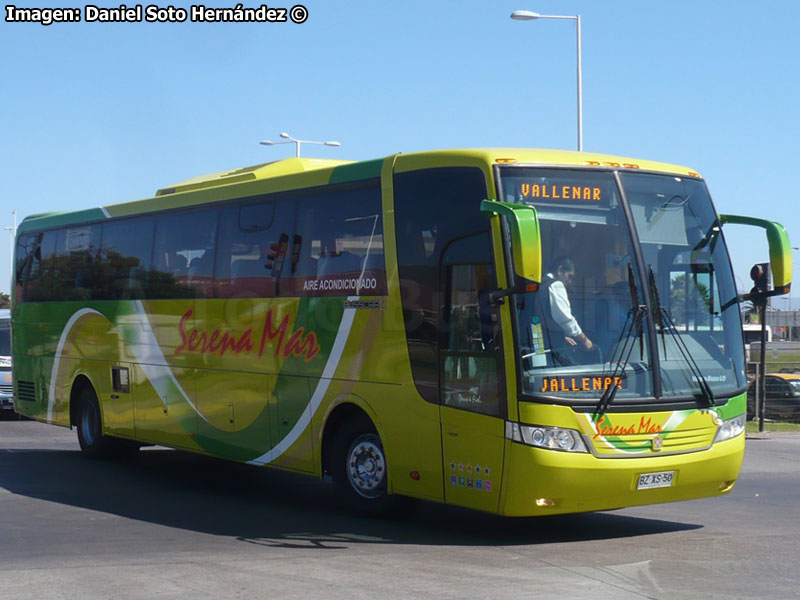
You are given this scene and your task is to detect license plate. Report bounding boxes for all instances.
[637,470,675,490]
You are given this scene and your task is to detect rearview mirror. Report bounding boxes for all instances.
[480,199,541,288]
[720,214,792,297]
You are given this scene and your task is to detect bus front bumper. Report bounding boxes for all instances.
[499,434,744,517]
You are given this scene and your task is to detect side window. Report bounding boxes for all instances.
[215,199,294,298]
[441,233,501,416]
[766,377,788,397]
[152,209,218,299]
[14,234,35,303]
[99,218,154,300]
[393,166,490,404]
[23,232,54,302]
[289,183,386,296]
[58,225,102,301]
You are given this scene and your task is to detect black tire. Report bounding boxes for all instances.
[332,415,395,514]
[75,386,119,459]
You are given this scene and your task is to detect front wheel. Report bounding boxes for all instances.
[332,416,397,514]
[346,433,388,499]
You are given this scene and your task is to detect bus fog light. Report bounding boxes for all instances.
[535,498,556,507]
[509,423,588,453]
[714,414,746,443]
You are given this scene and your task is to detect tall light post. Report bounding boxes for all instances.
[511,10,583,152]
[260,132,341,158]
[4,211,16,274]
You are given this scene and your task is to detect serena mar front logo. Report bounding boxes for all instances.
[592,415,663,440]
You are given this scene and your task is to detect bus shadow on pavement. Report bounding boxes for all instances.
[0,447,702,547]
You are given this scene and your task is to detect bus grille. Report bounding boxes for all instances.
[0,383,12,395]
[16,380,36,403]
[590,427,716,456]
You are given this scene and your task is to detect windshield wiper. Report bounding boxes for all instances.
[596,265,645,415]
[648,266,716,406]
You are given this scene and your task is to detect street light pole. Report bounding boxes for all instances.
[4,211,16,275]
[260,132,341,157]
[576,14,582,152]
[511,10,583,151]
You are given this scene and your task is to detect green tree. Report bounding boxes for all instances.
[0,293,9,309]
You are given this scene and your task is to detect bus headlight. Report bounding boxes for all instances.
[713,414,746,443]
[506,422,588,453]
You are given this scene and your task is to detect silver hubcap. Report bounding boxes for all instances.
[347,435,386,498]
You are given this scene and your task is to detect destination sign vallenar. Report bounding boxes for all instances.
[521,183,603,202]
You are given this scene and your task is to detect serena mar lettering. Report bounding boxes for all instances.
[593,415,663,440]
[175,307,320,362]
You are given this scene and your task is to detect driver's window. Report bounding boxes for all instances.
[440,234,502,417]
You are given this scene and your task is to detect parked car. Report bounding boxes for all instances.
[747,372,800,421]
[0,309,11,412]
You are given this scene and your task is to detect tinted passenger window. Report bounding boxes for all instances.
[14,234,35,302]
[99,218,154,299]
[50,226,102,301]
[215,200,294,298]
[19,232,54,302]
[152,209,218,298]
[288,183,386,296]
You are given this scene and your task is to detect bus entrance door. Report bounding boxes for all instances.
[439,259,505,512]
[440,407,505,512]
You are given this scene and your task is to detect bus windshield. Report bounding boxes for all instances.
[498,167,746,405]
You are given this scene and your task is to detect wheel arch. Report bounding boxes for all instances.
[69,373,97,428]
[320,396,386,483]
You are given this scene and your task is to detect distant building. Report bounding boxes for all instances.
[765,310,800,341]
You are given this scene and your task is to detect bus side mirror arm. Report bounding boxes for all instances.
[488,285,519,306]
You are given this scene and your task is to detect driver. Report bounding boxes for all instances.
[541,256,594,364]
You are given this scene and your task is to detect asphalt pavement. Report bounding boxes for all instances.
[1,418,799,599]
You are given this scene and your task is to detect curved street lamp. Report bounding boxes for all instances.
[260,132,341,158]
[511,10,583,151]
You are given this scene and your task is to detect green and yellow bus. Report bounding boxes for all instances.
[11,149,792,516]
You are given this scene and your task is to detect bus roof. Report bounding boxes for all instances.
[393,148,700,178]
[155,157,352,196]
[17,148,701,234]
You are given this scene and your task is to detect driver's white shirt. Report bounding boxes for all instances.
[547,273,583,338]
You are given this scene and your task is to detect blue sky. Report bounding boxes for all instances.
[2,0,799,304]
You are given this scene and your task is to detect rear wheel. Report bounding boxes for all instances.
[76,386,128,459]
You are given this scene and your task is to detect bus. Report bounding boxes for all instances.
[743,323,772,345]
[743,322,772,364]
[11,149,792,516]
